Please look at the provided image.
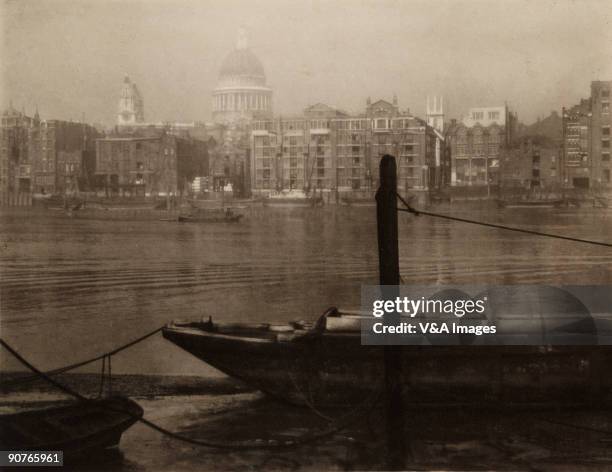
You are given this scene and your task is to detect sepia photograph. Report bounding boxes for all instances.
[1,0,612,470]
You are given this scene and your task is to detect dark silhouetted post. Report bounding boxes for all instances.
[376,154,406,469]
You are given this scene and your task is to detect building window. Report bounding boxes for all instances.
[603,152,610,162]
[472,111,484,121]
[488,111,500,120]
[603,140,610,149]
[602,90,610,98]
[603,127,610,136]
[604,169,611,183]
[603,103,610,114]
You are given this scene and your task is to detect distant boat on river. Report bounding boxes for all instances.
[497,198,565,209]
[177,207,243,223]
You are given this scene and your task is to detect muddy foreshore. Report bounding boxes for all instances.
[1,372,612,471]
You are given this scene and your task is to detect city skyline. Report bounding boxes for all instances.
[2,0,612,126]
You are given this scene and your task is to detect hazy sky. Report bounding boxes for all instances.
[2,0,611,126]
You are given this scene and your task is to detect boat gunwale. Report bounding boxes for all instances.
[163,325,279,344]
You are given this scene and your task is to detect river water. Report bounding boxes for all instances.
[1,205,611,376]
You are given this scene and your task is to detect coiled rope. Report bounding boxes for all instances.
[396,193,612,248]
[0,337,381,450]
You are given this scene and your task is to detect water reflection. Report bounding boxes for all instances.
[1,206,610,374]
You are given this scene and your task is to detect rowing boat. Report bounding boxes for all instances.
[0,396,143,457]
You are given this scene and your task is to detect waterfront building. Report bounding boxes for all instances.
[34,119,99,195]
[0,105,39,197]
[562,99,592,189]
[445,104,517,191]
[249,97,444,202]
[499,135,561,191]
[561,80,611,190]
[1,105,99,197]
[589,81,611,189]
[94,129,208,197]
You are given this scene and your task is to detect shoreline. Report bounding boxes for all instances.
[2,373,612,470]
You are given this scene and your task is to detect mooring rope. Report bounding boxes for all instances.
[0,338,87,401]
[395,193,612,248]
[1,326,164,388]
[0,337,381,450]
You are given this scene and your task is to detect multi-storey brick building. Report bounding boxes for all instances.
[1,106,99,198]
[499,135,561,191]
[562,99,592,189]
[1,106,39,197]
[562,80,611,190]
[95,130,208,197]
[249,97,444,202]
[445,105,517,190]
[35,120,99,195]
[590,81,611,189]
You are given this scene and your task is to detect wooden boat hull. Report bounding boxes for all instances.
[0,396,143,456]
[162,315,612,408]
[497,199,564,209]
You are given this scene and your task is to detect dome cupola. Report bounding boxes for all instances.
[212,28,273,124]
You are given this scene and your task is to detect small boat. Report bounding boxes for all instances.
[497,198,564,209]
[163,302,612,408]
[177,207,243,223]
[0,396,143,457]
[264,189,323,208]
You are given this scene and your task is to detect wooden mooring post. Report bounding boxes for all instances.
[375,155,406,469]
